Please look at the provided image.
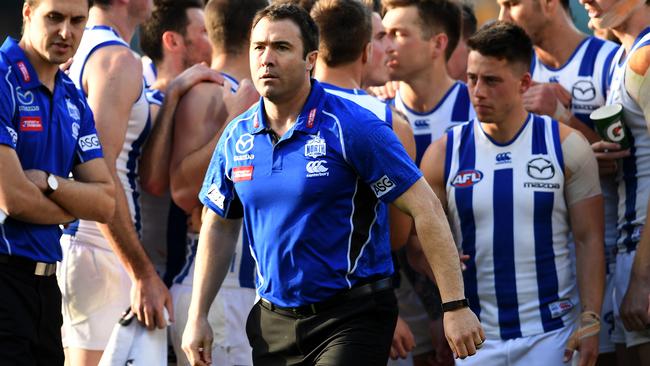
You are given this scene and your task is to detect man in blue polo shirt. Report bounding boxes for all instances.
[182,4,484,366]
[0,0,115,364]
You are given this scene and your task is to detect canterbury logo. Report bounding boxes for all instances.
[496,152,511,163]
[306,160,328,173]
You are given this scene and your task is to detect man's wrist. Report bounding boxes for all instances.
[442,299,470,313]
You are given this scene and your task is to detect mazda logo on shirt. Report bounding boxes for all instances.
[16,88,34,105]
[572,80,596,102]
[526,157,555,180]
[235,133,254,154]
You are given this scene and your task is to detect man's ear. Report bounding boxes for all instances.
[361,42,372,65]
[306,50,318,71]
[430,32,449,60]
[520,71,532,94]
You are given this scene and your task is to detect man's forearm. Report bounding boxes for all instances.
[49,177,114,223]
[630,196,650,285]
[172,133,220,212]
[565,115,600,144]
[96,174,156,280]
[188,211,240,318]
[140,91,181,196]
[575,237,605,314]
[415,200,465,302]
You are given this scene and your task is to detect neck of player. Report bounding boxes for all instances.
[313,58,363,90]
[611,5,650,52]
[210,51,250,82]
[398,61,455,113]
[264,77,312,137]
[481,105,529,144]
[18,39,58,92]
[88,6,138,44]
[534,16,585,69]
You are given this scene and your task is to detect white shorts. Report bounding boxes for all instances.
[455,325,575,366]
[58,236,131,350]
[611,250,650,347]
[170,284,256,366]
[598,264,616,354]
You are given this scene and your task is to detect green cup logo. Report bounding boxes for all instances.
[590,103,630,149]
[606,120,625,142]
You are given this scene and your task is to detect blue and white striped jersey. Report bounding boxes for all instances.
[607,28,650,253]
[530,36,619,129]
[321,82,392,126]
[394,81,475,165]
[63,26,151,246]
[444,115,578,340]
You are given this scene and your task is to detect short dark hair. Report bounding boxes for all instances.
[270,0,317,13]
[139,0,204,63]
[467,21,532,71]
[205,0,267,55]
[252,3,319,58]
[459,1,477,39]
[360,0,383,13]
[26,0,94,8]
[383,0,461,61]
[311,0,372,67]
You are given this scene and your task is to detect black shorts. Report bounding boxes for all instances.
[0,260,64,366]
[246,285,398,366]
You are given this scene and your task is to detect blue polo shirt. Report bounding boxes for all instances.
[199,80,422,307]
[0,38,103,263]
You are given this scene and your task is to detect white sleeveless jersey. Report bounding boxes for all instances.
[531,36,620,261]
[321,82,391,124]
[444,115,578,340]
[64,26,151,247]
[172,75,255,289]
[607,28,650,253]
[394,81,475,165]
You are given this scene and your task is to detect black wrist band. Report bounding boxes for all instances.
[442,299,470,312]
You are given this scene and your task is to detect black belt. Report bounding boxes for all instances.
[0,254,57,276]
[259,277,393,317]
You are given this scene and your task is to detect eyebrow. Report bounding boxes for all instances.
[252,40,293,48]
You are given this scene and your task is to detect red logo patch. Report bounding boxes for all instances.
[20,116,42,131]
[17,62,30,82]
[253,114,259,128]
[307,108,316,128]
[232,166,254,182]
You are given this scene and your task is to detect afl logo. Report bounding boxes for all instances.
[606,121,625,142]
[451,170,483,187]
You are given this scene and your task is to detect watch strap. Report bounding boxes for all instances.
[442,299,470,312]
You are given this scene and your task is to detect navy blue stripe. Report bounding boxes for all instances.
[532,116,548,155]
[451,84,470,122]
[443,129,454,184]
[239,225,256,288]
[621,133,638,252]
[551,120,564,172]
[529,49,537,75]
[455,122,481,319]
[173,236,198,284]
[414,134,431,166]
[126,111,152,237]
[78,40,127,96]
[385,104,393,128]
[493,168,521,339]
[62,219,80,236]
[578,38,604,76]
[534,191,564,332]
[601,47,618,99]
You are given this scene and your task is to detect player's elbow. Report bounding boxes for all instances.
[170,184,198,214]
[141,178,168,197]
[92,181,117,223]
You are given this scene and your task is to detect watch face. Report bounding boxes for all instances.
[47,174,59,191]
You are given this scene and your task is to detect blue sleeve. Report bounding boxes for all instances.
[0,69,17,149]
[75,98,103,164]
[343,113,422,203]
[199,126,243,219]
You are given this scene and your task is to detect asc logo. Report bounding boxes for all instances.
[572,80,596,102]
[235,133,254,154]
[451,170,483,188]
[526,157,554,180]
[79,133,101,151]
[371,175,396,198]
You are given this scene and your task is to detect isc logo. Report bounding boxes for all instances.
[451,170,483,187]
[79,134,101,151]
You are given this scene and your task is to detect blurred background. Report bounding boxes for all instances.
[0,0,591,56]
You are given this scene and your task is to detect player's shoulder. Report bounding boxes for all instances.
[322,91,385,128]
[629,43,650,76]
[88,44,141,75]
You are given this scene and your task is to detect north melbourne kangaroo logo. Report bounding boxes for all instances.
[527,157,555,180]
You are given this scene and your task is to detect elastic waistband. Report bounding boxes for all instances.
[0,254,56,276]
[259,277,394,317]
